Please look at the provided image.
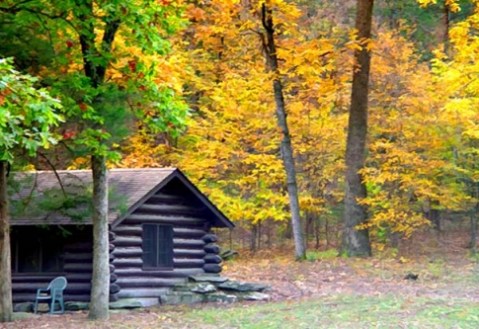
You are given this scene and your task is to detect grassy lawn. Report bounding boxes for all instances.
[184,295,479,329]
[3,233,479,329]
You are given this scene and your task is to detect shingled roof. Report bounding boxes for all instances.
[9,168,234,228]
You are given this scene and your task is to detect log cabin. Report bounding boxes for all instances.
[9,168,234,304]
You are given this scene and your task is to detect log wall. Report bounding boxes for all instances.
[12,227,120,303]
[111,184,222,299]
[12,227,95,303]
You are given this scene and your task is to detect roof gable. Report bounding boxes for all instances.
[111,170,234,229]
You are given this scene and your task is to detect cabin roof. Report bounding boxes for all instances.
[9,168,234,228]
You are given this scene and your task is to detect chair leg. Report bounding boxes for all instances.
[49,297,55,314]
[34,300,38,314]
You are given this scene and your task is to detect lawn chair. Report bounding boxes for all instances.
[33,276,68,314]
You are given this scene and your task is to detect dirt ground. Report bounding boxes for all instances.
[2,229,478,329]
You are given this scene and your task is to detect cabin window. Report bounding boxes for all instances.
[142,224,174,269]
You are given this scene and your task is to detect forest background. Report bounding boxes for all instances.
[115,0,479,256]
[2,0,479,261]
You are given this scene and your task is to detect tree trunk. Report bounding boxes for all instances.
[439,2,450,54]
[341,0,374,257]
[88,155,110,320]
[470,213,477,255]
[315,217,321,249]
[250,223,257,252]
[0,161,12,322]
[261,2,306,259]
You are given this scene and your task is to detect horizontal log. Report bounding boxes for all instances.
[113,246,206,259]
[204,243,220,254]
[64,253,93,262]
[113,227,208,239]
[64,255,113,264]
[13,282,91,293]
[202,234,218,243]
[13,294,91,303]
[113,236,142,246]
[112,258,142,267]
[125,214,206,226]
[64,242,93,252]
[174,239,205,248]
[113,225,142,236]
[203,263,222,274]
[174,249,206,258]
[12,276,60,283]
[175,259,205,267]
[117,288,170,299]
[113,247,142,258]
[204,254,222,264]
[109,293,119,302]
[113,258,205,268]
[109,231,116,242]
[115,268,203,278]
[113,236,205,248]
[174,227,207,238]
[137,204,204,215]
[148,194,185,204]
[65,273,92,283]
[64,263,92,273]
[116,277,186,288]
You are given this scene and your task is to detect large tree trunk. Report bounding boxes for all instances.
[261,3,306,259]
[0,161,13,322]
[341,0,374,257]
[88,155,110,320]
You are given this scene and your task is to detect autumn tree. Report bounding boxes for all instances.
[342,0,374,257]
[0,58,62,322]
[0,1,187,320]
[260,1,305,259]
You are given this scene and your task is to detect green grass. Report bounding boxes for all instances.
[305,249,338,262]
[185,295,479,329]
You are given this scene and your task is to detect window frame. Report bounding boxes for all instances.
[142,224,174,270]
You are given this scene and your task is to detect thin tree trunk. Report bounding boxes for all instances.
[250,223,257,252]
[88,155,110,320]
[325,216,330,248]
[341,0,374,257]
[315,217,321,249]
[470,212,477,255]
[0,161,12,322]
[257,221,262,250]
[439,2,450,54]
[261,2,306,259]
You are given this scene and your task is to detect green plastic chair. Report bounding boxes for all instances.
[33,276,67,314]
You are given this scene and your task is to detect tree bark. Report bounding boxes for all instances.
[439,2,450,54]
[88,155,110,320]
[470,211,477,255]
[261,2,306,259]
[341,0,374,257]
[0,161,12,322]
